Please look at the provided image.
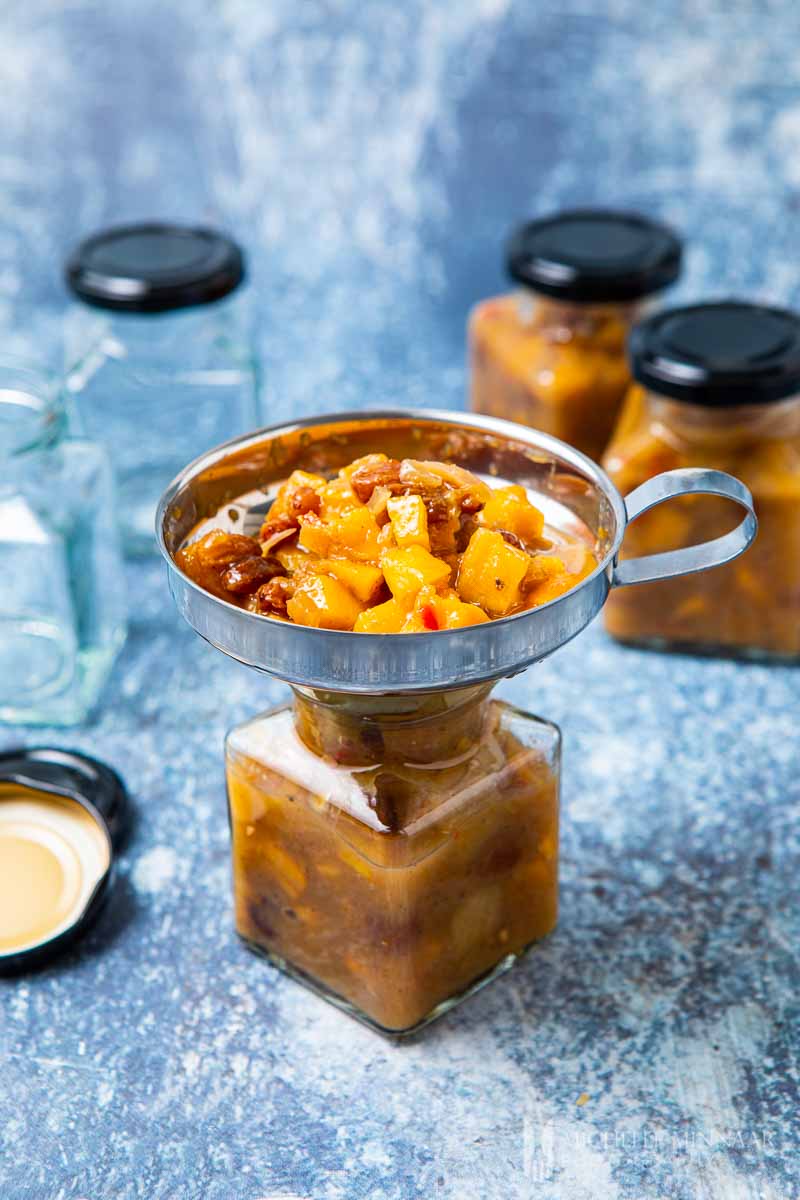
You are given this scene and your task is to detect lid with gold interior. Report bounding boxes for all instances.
[0,747,129,973]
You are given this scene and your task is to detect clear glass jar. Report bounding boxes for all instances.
[603,301,800,660]
[0,361,126,724]
[470,210,682,462]
[64,223,258,556]
[225,684,560,1035]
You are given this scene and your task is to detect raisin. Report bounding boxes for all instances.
[221,556,283,595]
[370,772,411,833]
[478,838,523,876]
[499,529,525,550]
[290,486,321,517]
[247,895,278,940]
[258,512,298,542]
[194,530,262,568]
[460,494,484,514]
[455,514,478,552]
[349,459,403,503]
[253,576,294,616]
[425,494,453,524]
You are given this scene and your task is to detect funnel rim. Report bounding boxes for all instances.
[156,409,627,687]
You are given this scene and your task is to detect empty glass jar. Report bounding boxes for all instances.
[0,361,126,725]
[470,209,683,461]
[64,222,258,555]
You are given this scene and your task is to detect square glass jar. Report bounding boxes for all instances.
[470,293,642,462]
[0,361,126,724]
[64,223,259,556]
[469,210,682,462]
[604,387,800,659]
[226,685,560,1035]
[603,301,800,661]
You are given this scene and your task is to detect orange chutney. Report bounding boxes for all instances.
[470,210,682,462]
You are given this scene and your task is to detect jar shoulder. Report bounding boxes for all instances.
[225,699,560,859]
[65,298,255,376]
[605,394,800,499]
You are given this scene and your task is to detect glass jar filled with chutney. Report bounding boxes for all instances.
[603,301,800,660]
[470,209,683,462]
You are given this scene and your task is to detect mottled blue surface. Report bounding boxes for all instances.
[1,2,800,1198]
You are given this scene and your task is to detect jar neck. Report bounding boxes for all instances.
[291,684,495,768]
[646,391,800,446]
[515,289,646,336]
[75,292,242,338]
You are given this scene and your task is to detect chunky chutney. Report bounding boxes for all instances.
[177,452,597,631]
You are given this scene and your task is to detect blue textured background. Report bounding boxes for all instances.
[1,3,799,1198]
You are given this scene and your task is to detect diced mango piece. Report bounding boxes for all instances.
[387,494,430,550]
[353,597,409,633]
[283,469,327,495]
[264,843,306,898]
[523,545,594,605]
[339,452,388,482]
[318,559,385,604]
[381,545,451,600]
[286,575,365,630]
[457,527,530,615]
[523,554,566,589]
[298,507,383,562]
[558,543,596,582]
[527,573,579,605]
[274,544,320,576]
[319,476,359,515]
[428,589,490,629]
[297,515,333,557]
[479,485,545,543]
[400,609,430,633]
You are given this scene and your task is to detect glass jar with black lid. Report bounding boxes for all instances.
[603,300,800,660]
[469,209,683,462]
[64,223,258,555]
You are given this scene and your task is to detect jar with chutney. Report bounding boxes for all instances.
[159,411,754,1034]
[604,301,800,660]
[470,209,683,461]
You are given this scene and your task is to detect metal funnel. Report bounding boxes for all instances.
[157,410,756,693]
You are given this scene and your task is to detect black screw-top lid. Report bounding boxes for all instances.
[629,301,800,406]
[506,209,682,302]
[65,222,245,313]
[0,747,130,973]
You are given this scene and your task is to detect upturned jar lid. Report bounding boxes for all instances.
[0,747,129,973]
[629,301,800,406]
[65,222,245,313]
[506,209,682,302]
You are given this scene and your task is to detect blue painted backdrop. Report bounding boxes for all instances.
[1,3,799,1198]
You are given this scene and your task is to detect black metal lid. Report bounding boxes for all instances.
[629,301,800,406]
[506,209,682,302]
[0,747,130,973]
[65,222,245,313]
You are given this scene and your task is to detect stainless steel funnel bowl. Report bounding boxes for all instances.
[157,410,757,693]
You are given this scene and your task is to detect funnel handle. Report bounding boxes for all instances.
[612,468,757,589]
